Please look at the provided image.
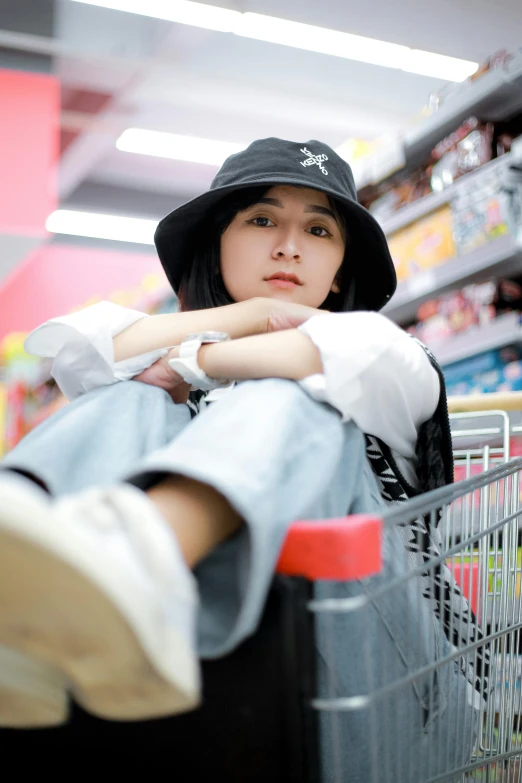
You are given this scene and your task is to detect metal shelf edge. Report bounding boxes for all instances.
[377,154,513,237]
[355,57,522,191]
[427,315,522,367]
[383,235,522,324]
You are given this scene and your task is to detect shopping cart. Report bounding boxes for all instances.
[3,395,522,782]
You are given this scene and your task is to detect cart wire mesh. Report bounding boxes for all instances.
[302,453,522,783]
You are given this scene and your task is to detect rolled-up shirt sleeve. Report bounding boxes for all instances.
[24,301,168,401]
[297,312,440,460]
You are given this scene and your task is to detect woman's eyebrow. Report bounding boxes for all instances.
[304,204,336,220]
[255,197,336,221]
[255,197,283,207]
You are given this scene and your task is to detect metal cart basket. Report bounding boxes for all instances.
[3,395,522,782]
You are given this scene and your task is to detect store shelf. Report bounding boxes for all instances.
[378,189,452,236]
[425,312,522,367]
[356,54,522,190]
[377,154,513,236]
[405,58,522,169]
[383,234,522,324]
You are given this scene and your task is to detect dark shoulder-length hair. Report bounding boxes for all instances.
[177,185,358,313]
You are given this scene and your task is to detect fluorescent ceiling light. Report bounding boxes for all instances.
[70,0,478,82]
[235,13,477,81]
[69,0,239,33]
[117,129,246,165]
[46,209,156,244]
[406,49,477,82]
[236,13,411,71]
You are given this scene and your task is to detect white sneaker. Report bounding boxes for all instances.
[0,481,201,722]
[0,474,69,728]
[0,647,68,728]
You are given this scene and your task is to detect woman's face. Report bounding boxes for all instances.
[220,185,346,308]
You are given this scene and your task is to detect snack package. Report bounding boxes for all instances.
[387,205,456,281]
[443,347,522,395]
[469,49,513,82]
[430,117,494,192]
[452,166,514,254]
[367,167,432,219]
[412,280,522,345]
[466,279,522,324]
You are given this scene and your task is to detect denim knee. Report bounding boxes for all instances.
[82,379,175,406]
[233,378,326,413]
[341,419,367,453]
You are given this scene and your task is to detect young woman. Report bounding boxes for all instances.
[0,138,479,780]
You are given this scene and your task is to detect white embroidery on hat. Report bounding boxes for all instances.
[299,147,328,175]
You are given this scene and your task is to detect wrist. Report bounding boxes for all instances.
[168,333,231,391]
[230,298,268,338]
[199,329,323,382]
[197,343,212,376]
[197,342,224,380]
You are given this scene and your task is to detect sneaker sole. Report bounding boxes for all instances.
[0,498,200,722]
[0,647,68,729]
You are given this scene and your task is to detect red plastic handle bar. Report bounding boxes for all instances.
[276,514,383,581]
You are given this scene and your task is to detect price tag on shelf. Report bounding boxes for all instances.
[406,270,436,298]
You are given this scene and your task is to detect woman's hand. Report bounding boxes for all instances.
[132,347,191,404]
[128,298,330,397]
[249,297,331,334]
[114,297,332,364]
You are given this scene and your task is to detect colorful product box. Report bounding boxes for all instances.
[452,167,514,255]
[388,205,457,282]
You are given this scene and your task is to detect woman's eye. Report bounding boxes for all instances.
[309,225,331,237]
[251,216,274,227]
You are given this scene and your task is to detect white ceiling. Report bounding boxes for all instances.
[20,0,522,217]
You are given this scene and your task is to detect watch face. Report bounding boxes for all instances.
[186,331,230,343]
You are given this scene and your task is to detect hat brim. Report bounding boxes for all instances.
[154,176,397,312]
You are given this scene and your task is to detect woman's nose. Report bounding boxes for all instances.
[272,231,301,260]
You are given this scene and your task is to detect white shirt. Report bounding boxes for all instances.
[24,302,440,487]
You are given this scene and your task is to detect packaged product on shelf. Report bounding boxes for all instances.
[471,278,522,322]
[0,332,62,452]
[451,165,517,254]
[367,168,432,220]
[486,110,522,159]
[430,117,494,193]
[413,299,454,343]
[0,275,176,454]
[411,279,522,345]
[387,205,456,282]
[443,346,522,396]
[498,359,522,391]
[426,49,514,115]
[440,349,503,384]
[437,289,479,333]
[414,291,477,343]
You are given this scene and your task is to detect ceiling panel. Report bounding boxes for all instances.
[50,0,522,209]
[243,0,522,60]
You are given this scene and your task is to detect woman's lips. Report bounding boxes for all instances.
[266,279,299,289]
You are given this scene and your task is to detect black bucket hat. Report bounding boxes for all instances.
[155,137,397,312]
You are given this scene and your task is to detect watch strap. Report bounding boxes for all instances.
[169,336,229,391]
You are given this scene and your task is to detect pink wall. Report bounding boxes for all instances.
[0,243,170,339]
[0,69,59,235]
[0,70,170,341]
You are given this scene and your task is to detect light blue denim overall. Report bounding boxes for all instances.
[1,378,478,781]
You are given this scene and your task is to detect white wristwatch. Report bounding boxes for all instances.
[168,331,231,392]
